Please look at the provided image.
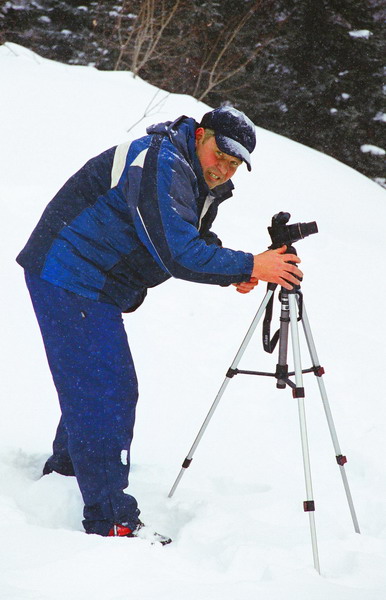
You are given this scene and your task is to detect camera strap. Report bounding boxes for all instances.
[263,288,303,354]
[262,293,279,353]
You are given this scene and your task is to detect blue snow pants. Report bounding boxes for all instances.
[25,271,140,536]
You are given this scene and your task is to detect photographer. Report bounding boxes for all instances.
[16,106,302,541]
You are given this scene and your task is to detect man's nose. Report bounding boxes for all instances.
[217,161,228,175]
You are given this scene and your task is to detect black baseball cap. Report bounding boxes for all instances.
[199,106,256,171]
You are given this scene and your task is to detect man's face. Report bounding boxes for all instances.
[195,127,242,189]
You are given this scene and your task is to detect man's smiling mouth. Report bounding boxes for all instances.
[208,170,221,182]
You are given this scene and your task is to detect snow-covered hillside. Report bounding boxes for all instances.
[1,43,386,600]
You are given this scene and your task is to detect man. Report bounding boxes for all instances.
[17,106,302,542]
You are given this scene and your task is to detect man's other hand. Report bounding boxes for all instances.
[232,277,259,294]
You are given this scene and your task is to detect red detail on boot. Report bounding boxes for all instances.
[108,524,133,537]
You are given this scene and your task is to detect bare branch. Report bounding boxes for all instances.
[114,2,138,71]
[198,36,277,101]
[135,0,182,74]
[114,0,183,75]
[196,7,290,101]
[193,1,263,98]
[126,89,170,133]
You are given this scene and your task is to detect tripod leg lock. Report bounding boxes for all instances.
[292,387,305,398]
[226,368,238,378]
[275,364,288,381]
[303,500,315,512]
[182,458,193,469]
[336,455,347,466]
[313,366,325,377]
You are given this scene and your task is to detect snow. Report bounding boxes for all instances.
[373,112,386,123]
[1,41,386,599]
[360,144,386,156]
[349,30,373,39]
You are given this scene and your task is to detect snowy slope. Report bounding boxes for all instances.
[1,42,386,599]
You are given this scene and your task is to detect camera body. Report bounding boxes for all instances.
[268,212,318,250]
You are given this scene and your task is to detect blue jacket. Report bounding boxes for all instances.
[17,116,254,312]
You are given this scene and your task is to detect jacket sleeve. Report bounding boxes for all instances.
[132,135,253,286]
[200,230,223,247]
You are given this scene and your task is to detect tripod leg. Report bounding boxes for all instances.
[168,288,275,498]
[288,294,321,574]
[299,300,361,534]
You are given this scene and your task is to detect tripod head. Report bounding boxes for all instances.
[268,212,318,251]
[263,212,318,355]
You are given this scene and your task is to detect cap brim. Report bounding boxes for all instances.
[215,134,252,171]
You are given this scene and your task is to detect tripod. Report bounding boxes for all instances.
[168,279,360,574]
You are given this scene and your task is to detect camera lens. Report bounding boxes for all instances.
[300,222,318,238]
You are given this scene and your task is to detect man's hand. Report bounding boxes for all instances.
[232,277,259,294]
[252,246,302,290]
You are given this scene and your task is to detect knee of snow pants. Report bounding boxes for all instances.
[25,271,140,535]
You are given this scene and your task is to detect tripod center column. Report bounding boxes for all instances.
[276,289,290,388]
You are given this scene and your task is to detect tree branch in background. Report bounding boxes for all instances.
[126,89,170,133]
[114,0,182,74]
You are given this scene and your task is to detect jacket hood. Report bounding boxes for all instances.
[146,116,234,201]
[147,116,196,163]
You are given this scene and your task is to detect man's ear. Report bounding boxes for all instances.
[195,127,205,142]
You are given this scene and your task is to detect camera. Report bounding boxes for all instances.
[268,212,318,250]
